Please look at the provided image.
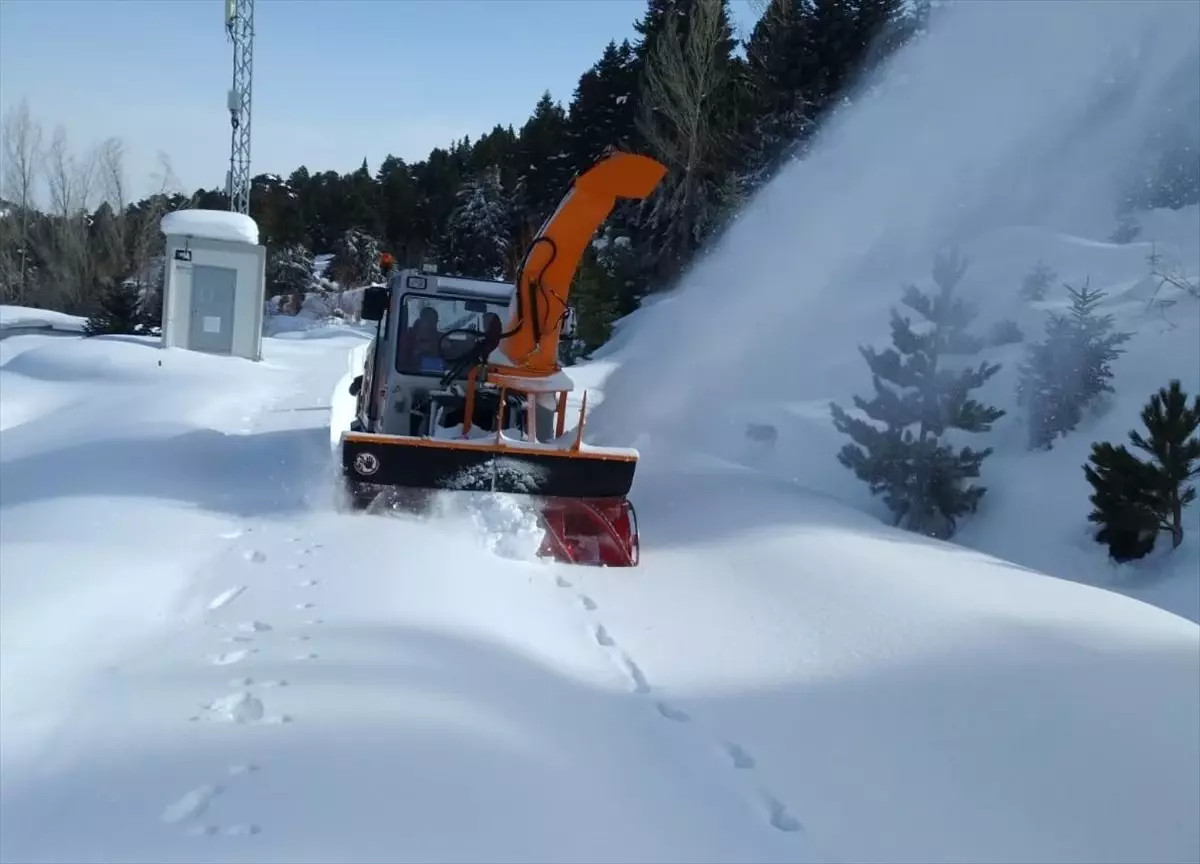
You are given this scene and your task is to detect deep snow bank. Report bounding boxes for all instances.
[1,330,814,864]
[1,326,1197,863]
[582,447,1200,864]
[0,305,86,336]
[0,330,355,784]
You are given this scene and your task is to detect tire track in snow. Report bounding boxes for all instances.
[553,569,817,848]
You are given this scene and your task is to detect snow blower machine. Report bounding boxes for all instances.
[338,149,667,567]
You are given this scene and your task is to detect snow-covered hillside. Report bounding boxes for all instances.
[588,0,1200,625]
[1,315,1198,864]
[593,207,1200,625]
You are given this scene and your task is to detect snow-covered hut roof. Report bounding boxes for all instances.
[160,209,260,246]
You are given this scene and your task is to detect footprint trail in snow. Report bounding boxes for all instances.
[172,532,329,840]
[208,586,247,611]
[555,571,810,842]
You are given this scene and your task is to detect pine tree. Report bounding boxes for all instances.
[734,0,915,195]
[631,0,682,72]
[515,93,572,229]
[635,0,742,285]
[567,244,624,360]
[342,159,384,239]
[1130,380,1200,549]
[330,228,383,287]
[84,279,142,336]
[249,173,306,249]
[737,0,815,191]
[1109,209,1141,244]
[593,226,644,317]
[137,269,165,336]
[566,41,639,176]
[1017,278,1131,450]
[1083,442,1160,561]
[267,243,314,298]
[1084,380,1200,560]
[440,165,512,279]
[376,156,424,266]
[851,0,910,76]
[564,37,650,303]
[1020,261,1055,301]
[829,248,1005,539]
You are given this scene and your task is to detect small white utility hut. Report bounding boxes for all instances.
[160,209,266,360]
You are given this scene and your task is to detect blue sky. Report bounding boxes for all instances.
[1,0,761,201]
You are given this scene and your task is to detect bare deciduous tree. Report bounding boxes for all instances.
[44,125,96,219]
[1,97,44,303]
[636,0,735,278]
[128,152,182,313]
[39,125,101,312]
[96,137,127,212]
[2,97,184,317]
[93,136,129,281]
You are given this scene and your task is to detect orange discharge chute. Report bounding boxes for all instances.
[498,151,667,377]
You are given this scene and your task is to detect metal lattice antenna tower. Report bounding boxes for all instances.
[225,0,254,215]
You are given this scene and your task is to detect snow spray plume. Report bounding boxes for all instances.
[588,1,1199,458]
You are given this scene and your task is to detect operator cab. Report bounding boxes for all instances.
[395,292,506,378]
[353,268,517,439]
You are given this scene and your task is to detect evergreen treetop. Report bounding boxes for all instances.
[84,279,144,336]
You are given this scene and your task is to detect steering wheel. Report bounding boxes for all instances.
[436,327,487,388]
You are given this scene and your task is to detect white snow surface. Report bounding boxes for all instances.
[0,305,86,333]
[161,209,260,246]
[0,313,1197,864]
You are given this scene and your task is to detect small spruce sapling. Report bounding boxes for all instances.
[267,244,315,299]
[830,248,1005,539]
[440,166,513,279]
[333,229,383,287]
[1109,210,1141,244]
[138,283,164,335]
[1020,261,1055,301]
[1084,380,1200,560]
[84,280,143,336]
[1017,277,1131,450]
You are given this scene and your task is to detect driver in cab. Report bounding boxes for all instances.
[400,306,443,373]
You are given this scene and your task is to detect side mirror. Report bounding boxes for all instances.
[349,375,362,396]
[560,306,577,339]
[361,285,388,322]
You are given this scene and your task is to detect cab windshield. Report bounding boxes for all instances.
[395,292,508,376]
